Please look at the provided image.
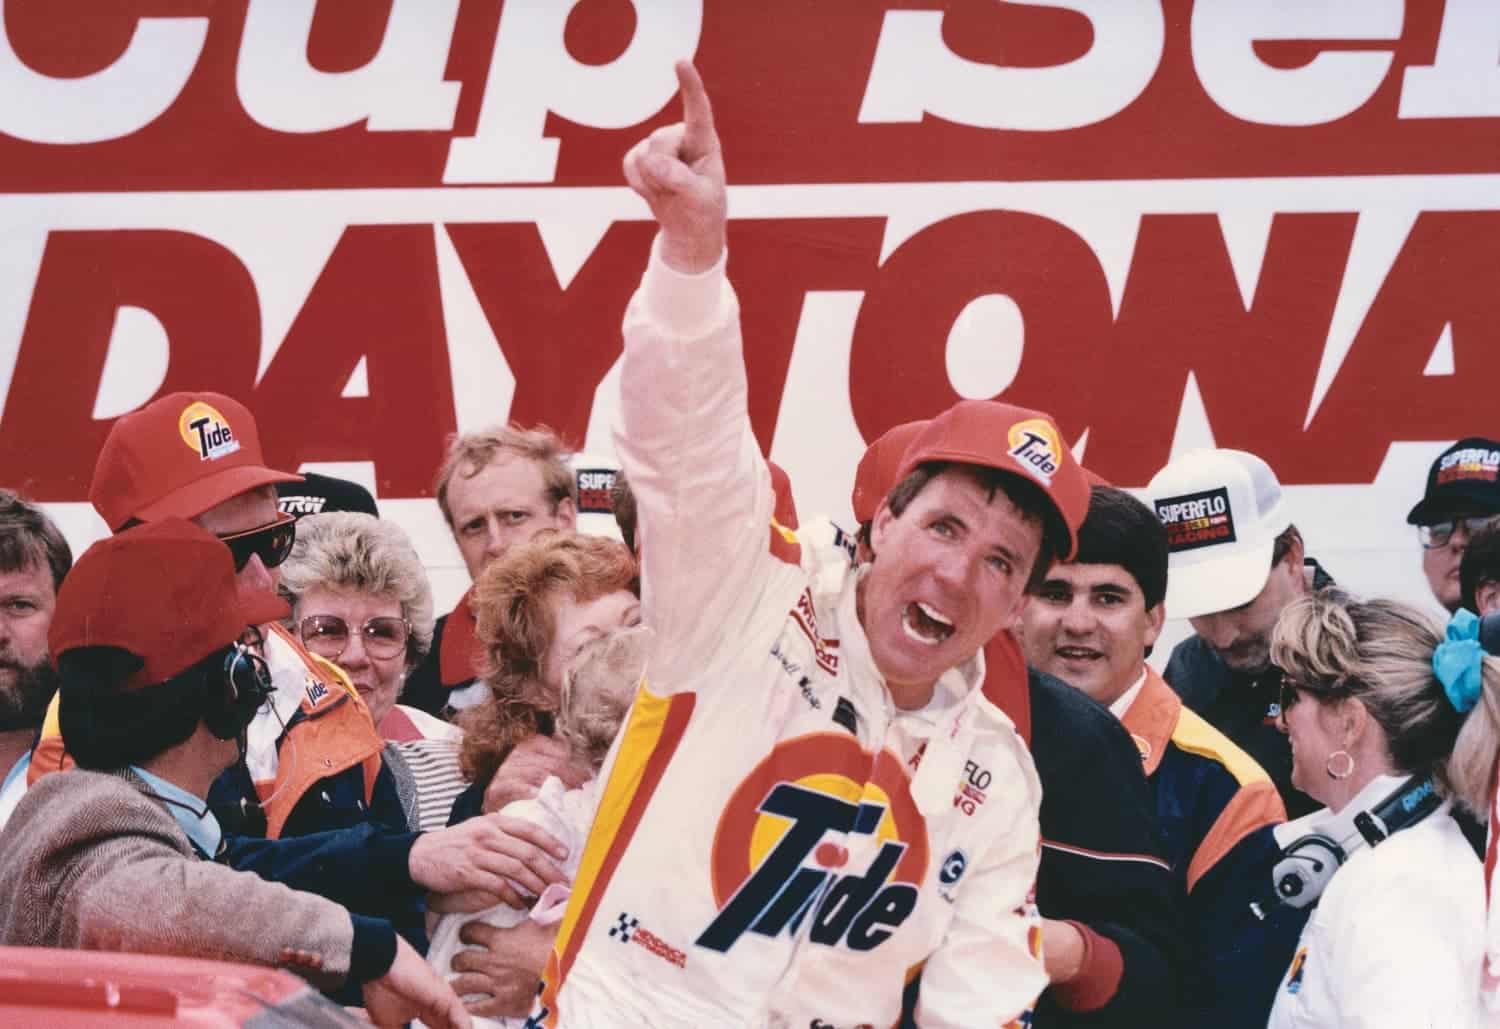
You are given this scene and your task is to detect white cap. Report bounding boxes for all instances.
[569,453,623,543]
[1146,449,1291,619]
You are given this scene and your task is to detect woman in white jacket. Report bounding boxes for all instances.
[1265,591,1498,1028]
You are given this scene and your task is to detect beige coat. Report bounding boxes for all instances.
[0,768,357,992]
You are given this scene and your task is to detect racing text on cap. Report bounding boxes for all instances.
[178,401,241,463]
[1007,418,1061,486]
[1438,447,1500,485]
[576,468,617,515]
[1156,486,1236,553]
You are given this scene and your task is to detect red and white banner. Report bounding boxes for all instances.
[2,1,1495,617]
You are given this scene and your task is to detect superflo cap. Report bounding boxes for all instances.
[1406,437,1500,525]
[90,391,302,532]
[893,400,1089,559]
[48,518,289,688]
[1147,449,1291,619]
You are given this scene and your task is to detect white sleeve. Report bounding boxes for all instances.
[614,236,777,693]
[916,750,1048,1029]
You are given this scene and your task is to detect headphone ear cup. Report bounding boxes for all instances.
[202,667,244,741]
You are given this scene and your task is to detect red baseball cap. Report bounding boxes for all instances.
[89,391,302,532]
[851,420,930,526]
[49,518,289,688]
[893,400,1090,559]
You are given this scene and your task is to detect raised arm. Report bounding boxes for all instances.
[615,62,781,689]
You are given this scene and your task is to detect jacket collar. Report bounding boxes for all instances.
[1119,665,1180,775]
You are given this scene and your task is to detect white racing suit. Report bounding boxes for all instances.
[533,239,1047,1028]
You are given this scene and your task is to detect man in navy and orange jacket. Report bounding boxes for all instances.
[1019,484,1306,1028]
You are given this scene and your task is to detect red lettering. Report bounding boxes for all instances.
[0,229,259,499]
[851,210,1114,447]
[1304,211,1500,477]
[447,221,651,446]
[255,225,457,497]
[1082,213,1356,484]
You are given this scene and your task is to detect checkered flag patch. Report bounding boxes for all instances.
[609,912,639,943]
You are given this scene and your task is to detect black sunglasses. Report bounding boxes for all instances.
[1279,675,1348,715]
[218,514,296,572]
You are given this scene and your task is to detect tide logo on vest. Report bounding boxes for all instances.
[178,401,241,462]
[697,733,928,955]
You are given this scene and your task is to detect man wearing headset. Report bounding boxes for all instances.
[16,393,570,968]
[0,519,470,1028]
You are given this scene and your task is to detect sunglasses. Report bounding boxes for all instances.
[1418,514,1500,549]
[1278,675,1350,715]
[218,514,297,572]
[298,614,411,661]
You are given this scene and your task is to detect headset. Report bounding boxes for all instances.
[1250,774,1443,919]
[201,642,275,743]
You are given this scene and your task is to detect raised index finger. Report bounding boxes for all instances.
[676,59,716,160]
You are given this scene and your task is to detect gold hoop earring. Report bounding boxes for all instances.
[1325,749,1355,780]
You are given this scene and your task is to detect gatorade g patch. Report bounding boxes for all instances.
[1156,486,1236,553]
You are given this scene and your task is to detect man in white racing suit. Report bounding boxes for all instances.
[533,62,1092,1028]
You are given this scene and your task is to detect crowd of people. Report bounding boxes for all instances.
[0,61,1496,1028]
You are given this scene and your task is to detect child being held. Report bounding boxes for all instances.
[424,626,648,1027]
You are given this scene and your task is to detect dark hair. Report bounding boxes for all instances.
[612,467,638,553]
[1461,522,1500,614]
[884,462,1066,593]
[1271,523,1304,569]
[1071,486,1168,609]
[0,490,71,591]
[57,646,230,769]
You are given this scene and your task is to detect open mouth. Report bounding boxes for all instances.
[902,601,954,645]
[1055,646,1102,662]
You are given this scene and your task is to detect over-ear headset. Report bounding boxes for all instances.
[1250,774,1441,919]
[202,643,274,742]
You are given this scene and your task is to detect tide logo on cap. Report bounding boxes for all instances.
[1007,419,1061,486]
[698,733,929,955]
[178,402,241,462]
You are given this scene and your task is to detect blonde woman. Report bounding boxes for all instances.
[1266,591,1497,1027]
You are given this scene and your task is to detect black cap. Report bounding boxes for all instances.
[277,472,378,519]
[1407,437,1500,525]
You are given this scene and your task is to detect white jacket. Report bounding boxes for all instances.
[1267,774,1492,1028]
[532,241,1046,1028]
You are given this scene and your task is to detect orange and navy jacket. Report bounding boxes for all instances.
[1121,666,1299,1028]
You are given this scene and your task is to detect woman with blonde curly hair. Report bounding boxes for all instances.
[1265,589,1497,1027]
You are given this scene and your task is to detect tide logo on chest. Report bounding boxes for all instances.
[697,733,928,954]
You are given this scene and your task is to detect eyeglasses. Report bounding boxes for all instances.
[1418,514,1500,549]
[298,614,411,661]
[218,514,297,572]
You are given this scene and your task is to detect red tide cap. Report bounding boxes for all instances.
[1082,466,1111,487]
[48,518,289,687]
[769,461,800,531]
[90,391,302,532]
[893,400,1090,559]
[851,420,930,526]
